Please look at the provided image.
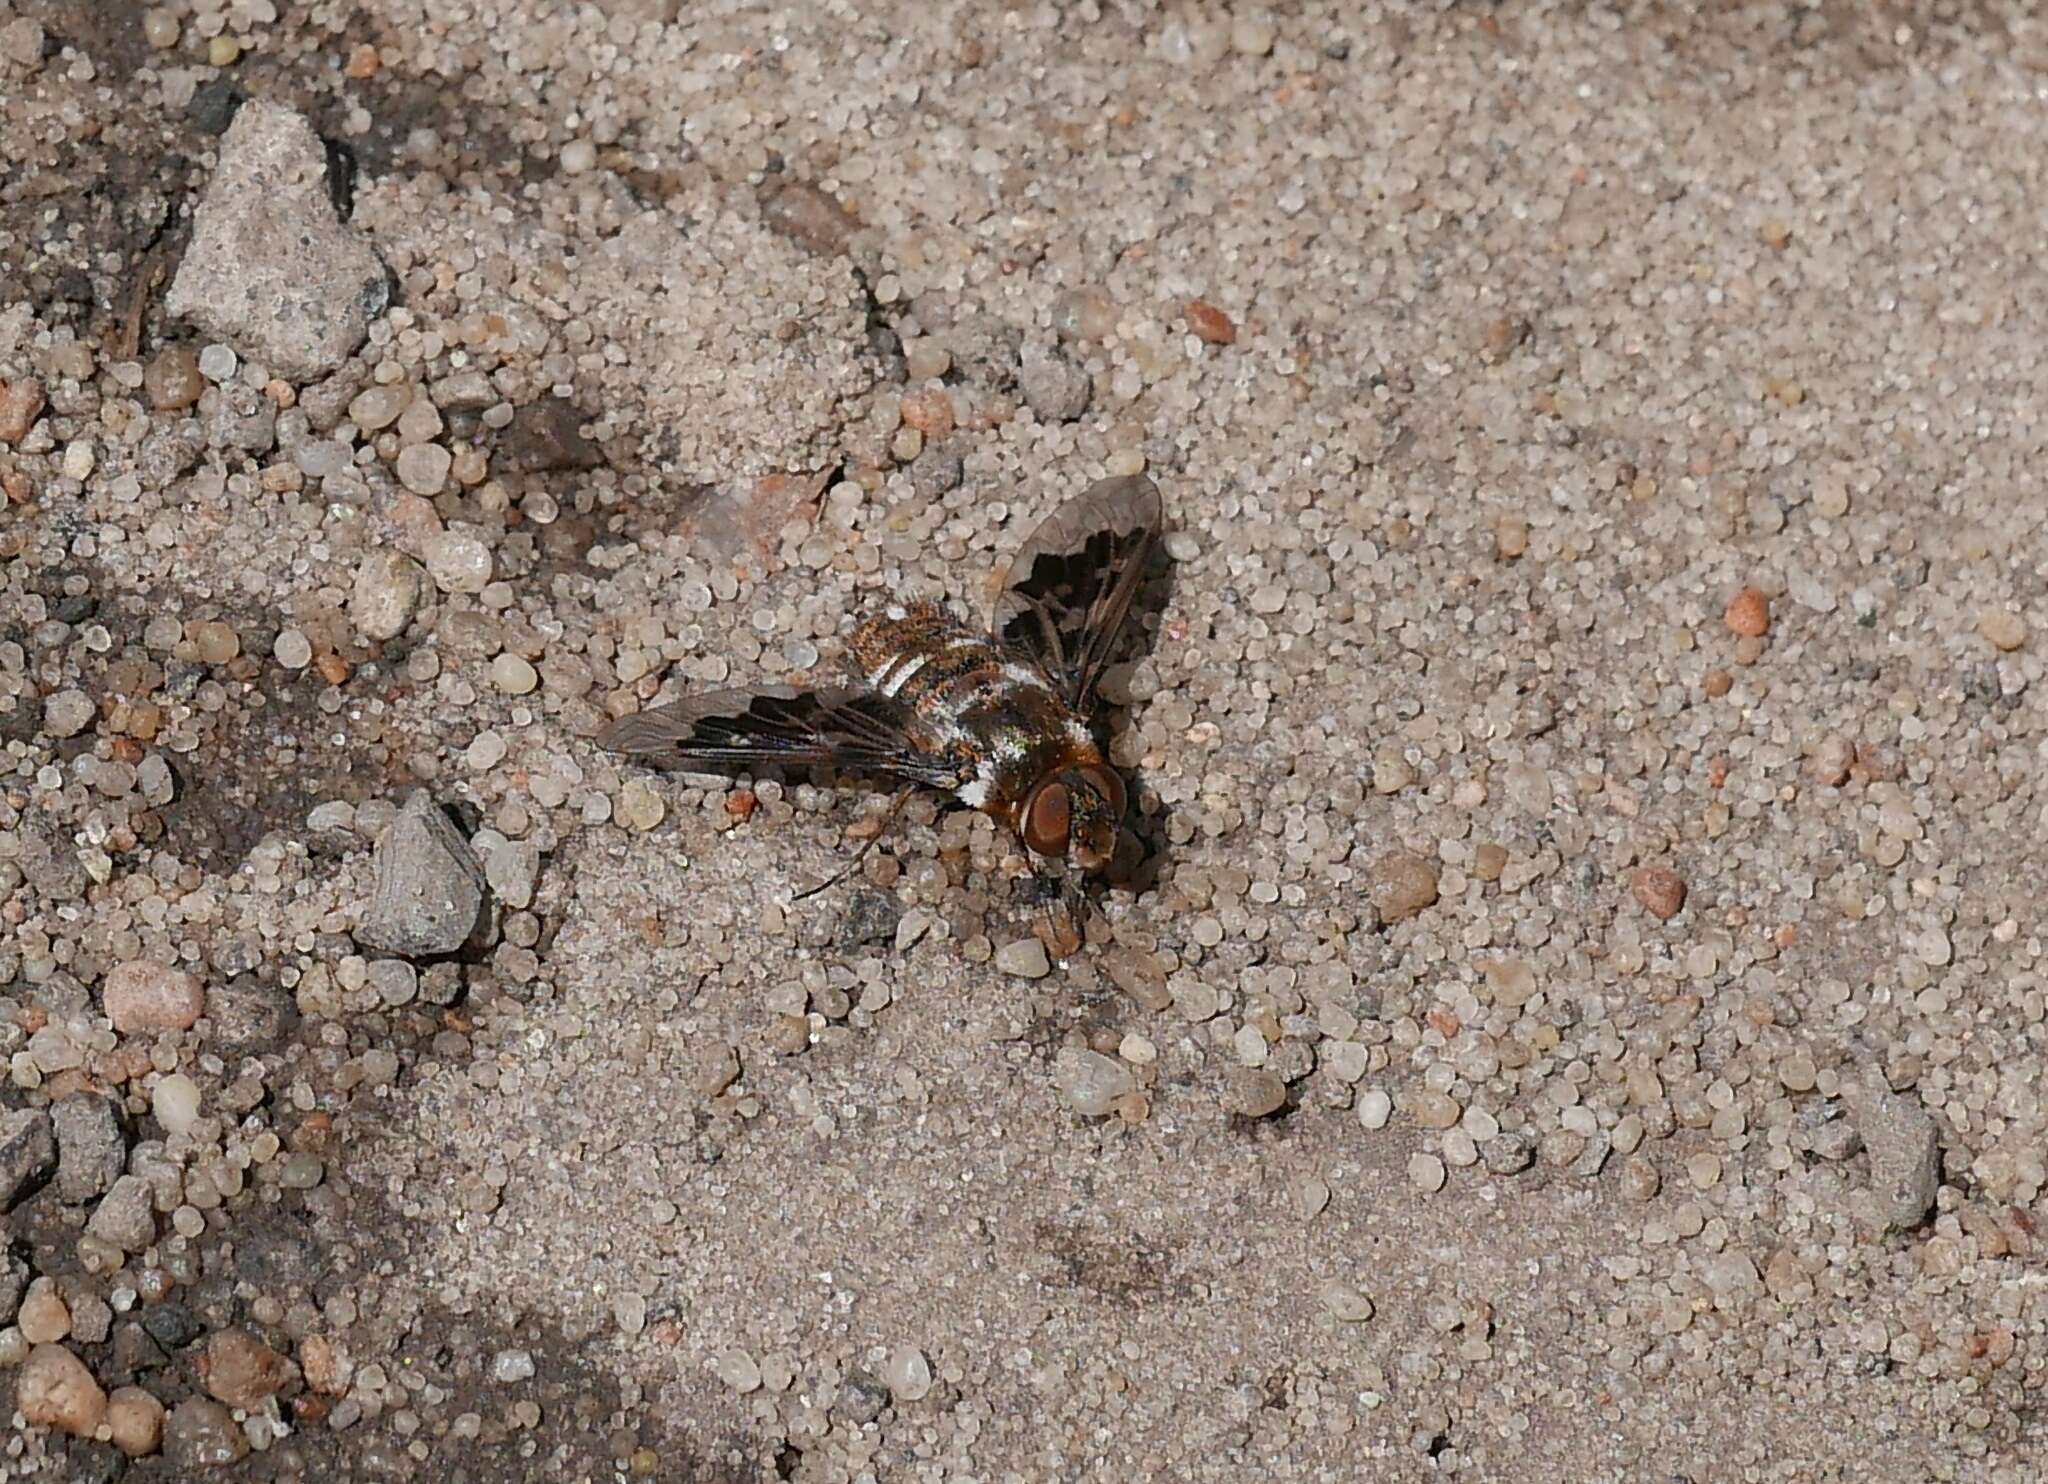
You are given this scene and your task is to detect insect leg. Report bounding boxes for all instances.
[790,784,920,902]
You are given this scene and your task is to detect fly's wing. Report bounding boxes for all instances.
[991,474,1164,712]
[596,684,960,790]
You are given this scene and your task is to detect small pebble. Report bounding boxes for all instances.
[0,375,46,444]
[107,1385,166,1457]
[1483,1132,1537,1175]
[42,689,95,738]
[894,909,934,953]
[1724,587,1770,638]
[84,1175,157,1251]
[367,959,419,1007]
[1230,1068,1287,1118]
[1357,1089,1393,1130]
[1631,864,1687,920]
[164,1396,247,1470]
[1019,348,1092,422]
[1369,851,1438,921]
[713,1349,762,1393]
[201,1328,288,1410]
[995,938,1051,978]
[1408,1153,1447,1193]
[396,395,444,443]
[274,629,314,669]
[1406,1089,1462,1129]
[349,384,411,431]
[102,960,206,1032]
[17,1283,70,1344]
[1053,1048,1135,1116]
[883,1345,932,1402]
[425,531,493,593]
[15,1344,105,1437]
[151,1074,202,1136]
[618,781,666,832]
[1320,1283,1374,1323]
[1977,609,2025,652]
[491,654,539,695]
[196,343,238,381]
[1321,1040,1368,1083]
[492,1348,535,1383]
[144,347,205,410]
[350,551,424,641]
[1185,299,1237,345]
[395,442,453,496]
[1805,734,1854,787]
[190,620,239,664]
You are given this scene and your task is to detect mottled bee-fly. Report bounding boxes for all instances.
[598,475,1165,925]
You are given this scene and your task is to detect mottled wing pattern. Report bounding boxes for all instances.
[596,684,961,790]
[991,474,1164,712]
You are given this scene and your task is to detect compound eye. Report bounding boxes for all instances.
[1022,783,1072,857]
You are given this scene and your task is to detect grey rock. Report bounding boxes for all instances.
[909,440,964,500]
[1808,1117,1864,1162]
[0,1107,55,1209]
[355,791,487,957]
[1052,1048,1134,1116]
[1019,345,1092,422]
[139,1302,200,1351]
[1842,1065,1940,1232]
[834,1369,891,1425]
[430,370,497,410]
[1481,1129,1537,1176]
[199,380,278,454]
[483,838,540,911]
[0,1249,26,1326]
[948,313,1023,389]
[1570,1128,1613,1180]
[85,1174,159,1253]
[348,550,425,642]
[498,395,602,473]
[164,101,387,381]
[68,1291,112,1345]
[366,958,419,1007]
[51,1094,125,1204]
[135,420,206,489]
[165,1397,250,1471]
[110,1321,169,1379]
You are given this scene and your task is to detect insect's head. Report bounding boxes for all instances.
[1020,763,1127,873]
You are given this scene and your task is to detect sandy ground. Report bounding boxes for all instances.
[3,1,2047,1479]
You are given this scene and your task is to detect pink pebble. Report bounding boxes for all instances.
[101,961,205,1033]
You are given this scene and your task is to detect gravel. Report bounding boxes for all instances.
[353,791,488,957]
[1053,1048,1136,1117]
[100,959,205,1033]
[49,1094,124,1205]
[164,1397,248,1470]
[83,1175,158,1253]
[15,1343,106,1438]
[164,101,387,379]
[1842,1062,1943,1233]
[1,4,2042,1480]
[0,1109,55,1210]
[348,550,424,640]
